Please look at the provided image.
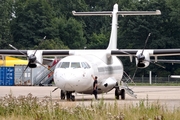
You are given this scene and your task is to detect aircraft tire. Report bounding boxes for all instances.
[71,95,75,101]
[66,92,71,101]
[115,89,120,100]
[60,90,65,100]
[121,89,125,100]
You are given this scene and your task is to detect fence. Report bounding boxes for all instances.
[122,76,180,84]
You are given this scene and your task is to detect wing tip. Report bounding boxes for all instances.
[156,10,161,15]
[72,11,76,15]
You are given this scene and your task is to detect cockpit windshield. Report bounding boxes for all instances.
[71,62,81,68]
[58,62,91,69]
[81,62,91,69]
[60,62,70,68]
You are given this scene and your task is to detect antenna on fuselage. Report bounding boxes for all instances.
[72,4,161,50]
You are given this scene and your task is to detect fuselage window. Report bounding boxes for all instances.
[60,62,70,68]
[81,62,91,69]
[71,62,81,68]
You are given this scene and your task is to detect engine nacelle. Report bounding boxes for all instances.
[135,50,152,68]
[29,63,37,68]
[27,50,43,68]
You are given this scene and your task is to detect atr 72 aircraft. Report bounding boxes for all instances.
[1,4,180,101]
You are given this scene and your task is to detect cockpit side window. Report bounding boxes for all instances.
[71,62,81,68]
[81,62,91,69]
[60,62,70,68]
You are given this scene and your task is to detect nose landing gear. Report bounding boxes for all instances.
[61,90,75,101]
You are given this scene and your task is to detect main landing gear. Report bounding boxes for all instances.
[114,82,137,100]
[61,90,75,101]
[115,82,125,100]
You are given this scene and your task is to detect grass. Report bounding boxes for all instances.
[0,93,180,120]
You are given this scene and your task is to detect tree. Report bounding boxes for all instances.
[0,0,14,48]
[11,0,55,49]
[61,18,86,49]
[87,33,108,49]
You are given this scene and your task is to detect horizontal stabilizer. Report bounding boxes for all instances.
[72,10,161,16]
[117,10,161,16]
[72,11,112,16]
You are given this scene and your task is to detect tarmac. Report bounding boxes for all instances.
[1,86,180,110]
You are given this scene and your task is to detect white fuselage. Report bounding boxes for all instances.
[53,51,123,94]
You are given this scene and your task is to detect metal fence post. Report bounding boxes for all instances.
[149,71,152,84]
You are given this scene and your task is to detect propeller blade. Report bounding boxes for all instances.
[19,62,30,79]
[141,33,151,55]
[144,59,165,69]
[153,62,166,69]
[33,36,46,56]
[9,44,28,57]
[119,50,133,56]
[132,67,138,81]
[43,36,46,40]
[36,60,53,72]
[33,50,38,56]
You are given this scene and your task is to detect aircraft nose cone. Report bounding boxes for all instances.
[55,69,79,91]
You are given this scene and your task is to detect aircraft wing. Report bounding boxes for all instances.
[111,49,180,64]
[111,49,180,56]
[151,60,180,64]
[0,50,70,56]
[1,49,180,57]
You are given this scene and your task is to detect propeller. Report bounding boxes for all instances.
[9,44,37,68]
[9,36,52,79]
[135,33,165,68]
[135,33,151,64]
[120,33,165,82]
[132,33,165,81]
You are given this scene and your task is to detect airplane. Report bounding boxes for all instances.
[1,4,180,101]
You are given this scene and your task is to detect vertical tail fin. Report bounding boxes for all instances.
[107,4,118,50]
[72,4,161,50]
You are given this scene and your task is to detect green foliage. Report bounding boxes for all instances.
[0,0,180,75]
[62,18,86,49]
[87,33,108,49]
[11,0,55,49]
[0,0,14,48]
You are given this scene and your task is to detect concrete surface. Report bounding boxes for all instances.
[0,86,180,110]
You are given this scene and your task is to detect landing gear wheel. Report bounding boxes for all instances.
[71,95,75,101]
[115,88,120,100]
[115,82,120,100]
[66,91,71,101]
[65,92,75,101]
[60,90,65,100]
[120,89,125,100]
